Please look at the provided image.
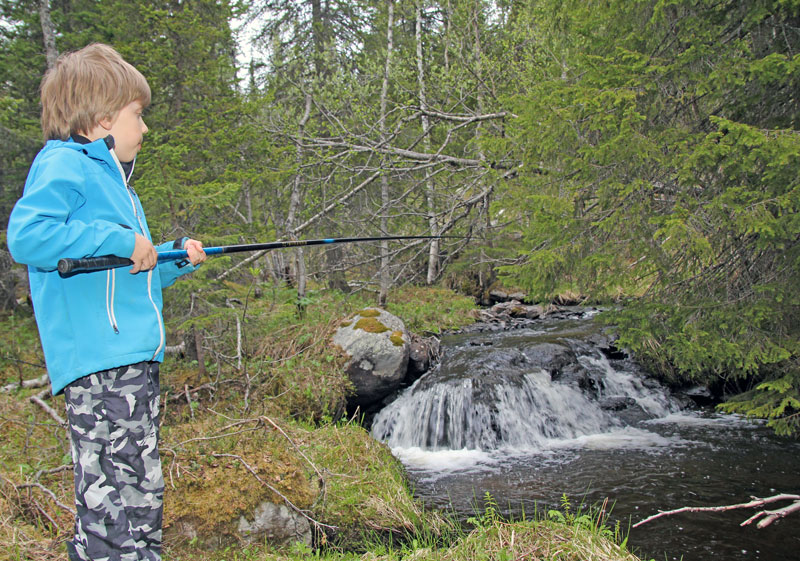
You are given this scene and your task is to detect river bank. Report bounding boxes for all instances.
[0,285,643,561]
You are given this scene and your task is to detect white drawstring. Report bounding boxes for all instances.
[106,269,119,334]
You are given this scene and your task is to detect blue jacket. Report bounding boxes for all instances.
[7,137,197,395]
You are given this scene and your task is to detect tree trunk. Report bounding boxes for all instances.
[417,2,440,284]
[39,0,58,69]
[379,0,395,306]
[324,244,350,293]
[286,93,312,297]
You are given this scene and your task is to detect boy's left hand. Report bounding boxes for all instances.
[184,239,207,266]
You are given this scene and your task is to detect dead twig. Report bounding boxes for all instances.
[741,497,800,528]
[634,493,800,529]
[2,373,48,392]
[29,389,66,426]
[16,482,75,517]
[260,415,324,483]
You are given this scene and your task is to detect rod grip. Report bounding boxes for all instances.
[57,255,133,277]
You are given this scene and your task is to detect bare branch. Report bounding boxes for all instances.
[17,482,76,517]
[214,171,381,282]
[2,373,48,393]
[29,389,66,426]
[634,494,800,529]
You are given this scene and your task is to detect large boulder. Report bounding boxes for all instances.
[332,308,410,409]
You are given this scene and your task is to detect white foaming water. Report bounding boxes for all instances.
[371,352,683,462]
[579,355,679,418]
[545,426,679,450]
[645,411,754,427]
[390,447,497,472]
[372,369,611,451]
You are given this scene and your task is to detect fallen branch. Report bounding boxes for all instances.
[1,464,76,525]
[29,388,66,426]
[164,341,186,355]
[634,493,800,529]
[16,481,76,517]
[741,497,800,528]
[1,373,48,393]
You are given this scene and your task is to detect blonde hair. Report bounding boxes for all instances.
[40,43,151,141]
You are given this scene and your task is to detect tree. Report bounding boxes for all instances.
[498,0,800,435]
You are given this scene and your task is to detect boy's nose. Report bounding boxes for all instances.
[141,121,148,134]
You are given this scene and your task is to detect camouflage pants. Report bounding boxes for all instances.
[64,362,163,561]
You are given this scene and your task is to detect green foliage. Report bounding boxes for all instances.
[720,369,800,436]
[0,309,44,384]
[386,286,478,334]
[454,492,637,561]
[497,0,800,434]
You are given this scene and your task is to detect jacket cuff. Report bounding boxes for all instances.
[173,237,191,268]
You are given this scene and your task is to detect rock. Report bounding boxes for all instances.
[237,501,312,547]
[599,396,637,411]
[333,307,410,409]
[488,289,509,303]
[488,289,529,304]
[408,334,440,378]
[679,384,717,406]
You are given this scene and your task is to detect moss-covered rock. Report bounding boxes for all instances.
[354,317,390,334]
[163,416,318,549]
[389,331,404,347]
[332,308,410,409]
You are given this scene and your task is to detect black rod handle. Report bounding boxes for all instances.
[57,255,133,277]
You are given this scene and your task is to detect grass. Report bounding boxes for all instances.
[0,284,642,561]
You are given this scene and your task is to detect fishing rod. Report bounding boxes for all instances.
[57,235,458,277]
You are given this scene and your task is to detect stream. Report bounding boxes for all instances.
[370,310,800,561]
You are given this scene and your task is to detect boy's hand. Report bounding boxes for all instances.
[130,233,158,273]
[184,239,207,266]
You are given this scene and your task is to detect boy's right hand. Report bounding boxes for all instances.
[130,233,158,273]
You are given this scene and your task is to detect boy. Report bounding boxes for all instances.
[6,43,205,561]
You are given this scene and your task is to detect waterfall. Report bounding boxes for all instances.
[371,324,683,452]
[372,369,612,450]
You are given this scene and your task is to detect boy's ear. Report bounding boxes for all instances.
[97,115,114,131]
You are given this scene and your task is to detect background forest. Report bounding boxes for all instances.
[1,0,799,442]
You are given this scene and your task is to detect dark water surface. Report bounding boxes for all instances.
[372,314,800,561]
[403,411,800,561]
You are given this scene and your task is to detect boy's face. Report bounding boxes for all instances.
[104,100,148,163]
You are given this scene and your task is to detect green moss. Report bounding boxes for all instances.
[354,317,389,334]
[390,331,405,347]
[164,417,318,546]
[358,308,381,318]
[303,423,449,545]
[340,320,352,327]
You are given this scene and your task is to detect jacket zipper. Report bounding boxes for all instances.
[106,147,166,356]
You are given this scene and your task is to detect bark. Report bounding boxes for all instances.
[379,0,395,307]
[634,494,800,530]
[39,0,58,69]
[417,2,440,284]
[286,93,312,298]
